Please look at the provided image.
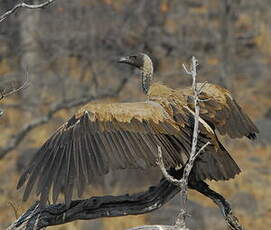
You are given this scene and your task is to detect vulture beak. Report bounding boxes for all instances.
[118,56,130,64]
[118,55,141,68]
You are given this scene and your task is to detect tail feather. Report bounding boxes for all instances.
[192,142,241,181]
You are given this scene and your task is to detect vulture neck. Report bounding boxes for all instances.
[141,59,153,95]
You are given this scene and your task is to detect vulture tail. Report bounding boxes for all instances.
[192,142,241,181]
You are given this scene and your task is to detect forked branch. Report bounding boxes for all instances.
[156,57,209,230]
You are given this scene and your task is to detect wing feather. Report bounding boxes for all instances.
[90,134,106,175]
[123,132,145,168]
[77,150,87,198]
[78,136,88,182]
[119,131,139,167]
[65,148,75,207]
[52,146,66,203]
[22,150,48,201]
[39,146,61,206]
[179,83,259,139]
[82,134,95,181]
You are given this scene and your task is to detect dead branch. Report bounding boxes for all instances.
[127,225,175,230]
[0,73,30,101]
[0,0,56,23]
[156,57,209,230]
[7,169,244,230]
[157,146,181,186]
[188,179,245,230]
[0,73,30,117]
[0,78,128,159]
[7,176,181,230]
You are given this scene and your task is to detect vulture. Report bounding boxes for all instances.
[17,53,259,207]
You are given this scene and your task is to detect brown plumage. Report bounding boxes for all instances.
[17,53,259,207]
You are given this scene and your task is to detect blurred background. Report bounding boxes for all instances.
[0,0,270,229]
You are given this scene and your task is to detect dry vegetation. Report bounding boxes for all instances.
[0,0,270,229]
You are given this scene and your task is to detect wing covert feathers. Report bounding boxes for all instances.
[178,83,259,139]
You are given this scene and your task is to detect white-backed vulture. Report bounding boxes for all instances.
[17,53,259,207]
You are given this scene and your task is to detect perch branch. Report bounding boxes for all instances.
[0,0,56,23]
[188,179,245,230]
[0,78,128,159]
[7,177,181,230]
[7,169,245,230]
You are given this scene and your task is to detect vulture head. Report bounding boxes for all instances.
[119,53,153,94]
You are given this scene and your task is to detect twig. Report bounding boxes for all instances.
[157,146,181,186]
[0,72,30,101]
[127,225,179,230]
[198,98,210,102]
[0,72,30,117]
[8,202,19,219]
[0,78,128,159]
[197,81,208,95]
[0,0,56,23]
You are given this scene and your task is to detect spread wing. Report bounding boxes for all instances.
[17,101,186,207]
[180,83,259,139]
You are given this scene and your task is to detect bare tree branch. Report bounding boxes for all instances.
[0,78,128,159]
[0,72,30,117]
[0,73,30,101]
[175,58,210,229]
[0,0,56,23]
[156,57,209,230]
[7,169,245,230]
[127,225,175,230]
[7,176,181,230]
[157,146,181,186]
[189,179,245,230]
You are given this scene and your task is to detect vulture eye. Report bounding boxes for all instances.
[130,56,137,61]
